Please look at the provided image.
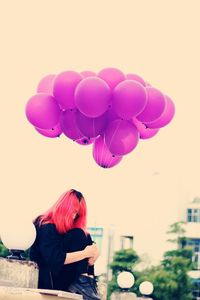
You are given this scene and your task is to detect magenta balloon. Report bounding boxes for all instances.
[76,137,95,146]
[145,95,175,128]
[60,110,84,140]
[80,71,96,78]
[37,74,56,94]
[93,136,122,168]
[106,106,120,123]
[112,80,147,120]
[137,87,166,123]
[133,118,159,139]
[98,67,125,90]
[53,71,83,109]
[104,119,139,156]
[74,77,111,118]
[126,73,146,86]
[76,110,108,138]
[35,123,62,138]
[25,93,61,129]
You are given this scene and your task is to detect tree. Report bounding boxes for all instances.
[0,239,9,257]
[107,222,194,300]
[107,248,140,299]
[0,239,30,260]
[166,221,187,247]
[136,266,179,300]
[133,223,194,300]
[133,248,194,300]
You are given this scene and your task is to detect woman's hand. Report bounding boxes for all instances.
[88,243,100,265]
[88,253,99,266]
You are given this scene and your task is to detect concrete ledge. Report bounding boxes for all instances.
[0,286,83,300]
[0,258,39,288]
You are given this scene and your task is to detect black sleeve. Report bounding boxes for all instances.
[38,224,66,275]
[86,233,95,276]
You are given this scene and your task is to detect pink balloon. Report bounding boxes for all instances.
[37,74,56,94]
[60,109,84,140]
[126,73,146,86]
[98,67,125,90]
[112,80,147,120]
[80,71,96,78]
[35,123,62,138]
[93,136,122,168]
[133,118,159,139]
[137,87,166,123]
[106,106,120,123]
[75,77,111,118]
[145,95,175,128]
[76,110,108,138]
[25,93,61,129]
[104,119,139,156]
[53,71,83,109]
[76,137,95,145]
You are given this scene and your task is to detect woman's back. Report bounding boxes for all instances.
[30,221,66,289]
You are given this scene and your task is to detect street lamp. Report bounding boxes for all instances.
[117,271,135,291]
[139,281,154,299]
[116,272,137,299]
[0,219,36,260]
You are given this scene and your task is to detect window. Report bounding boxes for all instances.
[186,239,200,270]
[192,279,200,299]
[187,208,200,223]
[187,239,200,251]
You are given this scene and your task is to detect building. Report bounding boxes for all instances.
[183,197,200,300]
[184,197,200,269]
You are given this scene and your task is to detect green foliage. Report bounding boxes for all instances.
[166,221,187,245]
[107,248,140,299]
[162,248,194,271]
[0,239,30,260]
[132,249,194,300]
[109,248,140,273]
[107,221,194,300]
[134,229,194,300]
[0,239,9,257]
[135,266,179,300]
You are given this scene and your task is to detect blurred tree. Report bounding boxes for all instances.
[0,239,30,260]
[166,221,187,247]
[107,221,194,300]
[133,223,194,300]
[0,239,9,257]
[107,248,140,299]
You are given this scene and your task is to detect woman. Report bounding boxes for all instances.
[30,189,101,300]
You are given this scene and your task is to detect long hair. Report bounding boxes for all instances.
[34,189,87,234]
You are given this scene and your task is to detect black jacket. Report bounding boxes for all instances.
[30,221,66,289]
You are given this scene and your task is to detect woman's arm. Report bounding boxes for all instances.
[64,244,98,264]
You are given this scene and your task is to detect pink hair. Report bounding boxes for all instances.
[34,189,87,234]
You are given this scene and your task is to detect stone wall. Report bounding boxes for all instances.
[0,258,38,288]
[110,291,137,300]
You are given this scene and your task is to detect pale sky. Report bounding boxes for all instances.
[0,0,200,267]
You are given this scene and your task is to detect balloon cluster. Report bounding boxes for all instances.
[25,68,175,168]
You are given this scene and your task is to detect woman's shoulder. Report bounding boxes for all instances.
[37,222,59,236]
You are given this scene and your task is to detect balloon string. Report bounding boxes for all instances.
[92,119,95,138]
[99,137,104,167]
[104,120,122,165]
[95,139,99,165]
[107,155,114,168]
[98,139,101,165]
